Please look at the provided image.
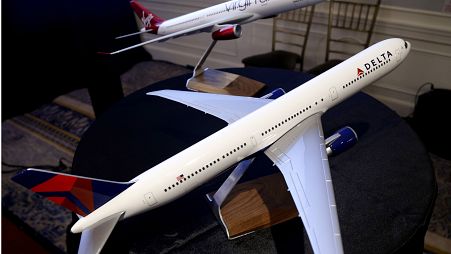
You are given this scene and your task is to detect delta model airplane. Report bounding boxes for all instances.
[102,0,325,55]
[13,38,410,253]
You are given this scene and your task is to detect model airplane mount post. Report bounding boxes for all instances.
[184,39,267,96]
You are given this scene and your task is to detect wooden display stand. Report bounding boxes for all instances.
[220,173,298,238]
[186,68,265,96]
[206,158,298,239]
[186,40,266,97]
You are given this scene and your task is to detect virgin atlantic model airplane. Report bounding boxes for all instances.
[101,0,325,55]
[13,38,411,253]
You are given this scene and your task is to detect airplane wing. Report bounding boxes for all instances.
[101,13,254,55]
[147,90,270,124]
[78,212,124,254]
[264,113,344,254]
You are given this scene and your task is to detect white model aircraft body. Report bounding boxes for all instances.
[14,38,410,253]
[157,0,312,34]
[107,0,324,54]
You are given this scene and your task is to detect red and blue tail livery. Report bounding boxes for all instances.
[130,0,164,33]
[12,168,134,216]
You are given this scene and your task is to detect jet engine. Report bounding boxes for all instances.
[261,88,286,99]
[212,25,242,40]
[325,126,358,156]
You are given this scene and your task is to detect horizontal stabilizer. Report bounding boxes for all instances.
[78,211,124,254]
[115,29,153,39]
[12,168,134,216]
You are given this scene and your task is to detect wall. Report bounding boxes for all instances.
[382,0,447,12]
[138,0,451,116]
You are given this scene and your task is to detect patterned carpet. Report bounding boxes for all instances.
[1,60,190,252]
[2,60,450,253]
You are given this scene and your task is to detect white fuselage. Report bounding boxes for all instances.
[72,38,410,233]
[157,0,323,35]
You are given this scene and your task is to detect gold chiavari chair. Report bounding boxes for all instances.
[308,0,380,75]
[242,5,315,71]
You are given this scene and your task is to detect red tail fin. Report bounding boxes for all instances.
[12,168,134,217]
[130,0,164,34]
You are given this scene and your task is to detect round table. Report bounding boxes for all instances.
[69,67,436,254]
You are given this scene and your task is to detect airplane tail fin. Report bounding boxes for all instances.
[130,0,164,34]
[12,168,134,217]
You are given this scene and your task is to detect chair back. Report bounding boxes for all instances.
[272,5,315,71]
[325,0,381,61]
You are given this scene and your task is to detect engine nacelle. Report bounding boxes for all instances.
[212,25,242,40]
[261,88,286,99]
[325,126,358,156]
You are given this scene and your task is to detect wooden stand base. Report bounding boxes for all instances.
[211,173,298,239]
[186,68,266,96]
